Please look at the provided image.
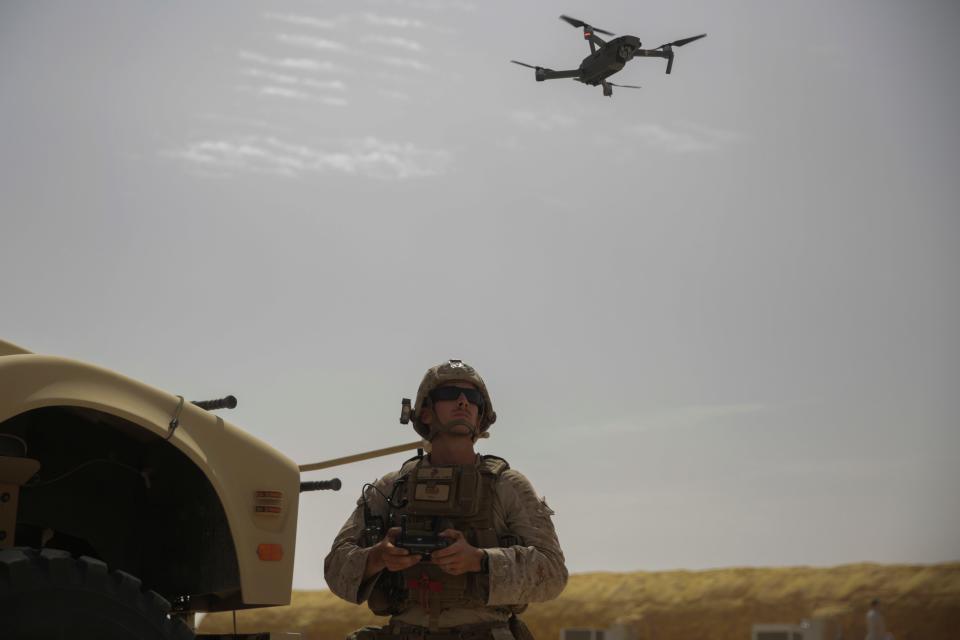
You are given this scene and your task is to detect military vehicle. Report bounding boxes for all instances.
[0,338,425,639]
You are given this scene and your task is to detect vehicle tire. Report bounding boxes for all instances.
[0,547,194,640]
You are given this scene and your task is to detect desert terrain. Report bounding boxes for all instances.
[200,562,959,640]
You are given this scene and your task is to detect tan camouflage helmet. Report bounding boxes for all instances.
[410,359,496,440]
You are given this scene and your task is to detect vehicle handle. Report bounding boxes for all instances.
[191,395,238,411]
[300,479,342,492]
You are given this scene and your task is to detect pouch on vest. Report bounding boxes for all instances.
[401,464,482,518]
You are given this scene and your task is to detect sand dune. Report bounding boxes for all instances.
[200,563,960,640]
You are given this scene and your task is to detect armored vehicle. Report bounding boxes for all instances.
[0,339,421,639]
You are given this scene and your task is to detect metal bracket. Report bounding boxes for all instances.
[166,395,185,441]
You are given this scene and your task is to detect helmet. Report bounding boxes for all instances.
[407,359,496,440]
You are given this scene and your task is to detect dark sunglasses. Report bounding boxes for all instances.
[429,386,485,408]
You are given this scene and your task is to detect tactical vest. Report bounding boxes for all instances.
[368,455,519,627]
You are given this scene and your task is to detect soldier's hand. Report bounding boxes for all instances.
[431,529,484,575]
[365,527,421,577]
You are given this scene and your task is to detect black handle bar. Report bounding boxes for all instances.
[300,478,342,492]
[191,395,238,411]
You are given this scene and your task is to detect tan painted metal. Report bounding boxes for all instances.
[299,440,427,473]
[0,339,31,357]
[0,343,300,606]
[0,456,41,549]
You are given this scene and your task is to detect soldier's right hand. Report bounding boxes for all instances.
[365,527,421,576]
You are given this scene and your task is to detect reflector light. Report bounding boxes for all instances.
[257,543,283,561]
[255,506,282,514]
[254,490,284,516]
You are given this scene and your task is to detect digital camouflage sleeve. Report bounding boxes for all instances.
[324,470,398,605]
[485,469,567,606]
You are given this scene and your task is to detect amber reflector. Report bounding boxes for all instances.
[257,544,284,561]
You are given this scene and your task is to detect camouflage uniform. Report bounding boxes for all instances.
[326,360,566,638]
[324,455,567,631]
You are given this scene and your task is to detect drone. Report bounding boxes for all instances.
[511,15,706,97]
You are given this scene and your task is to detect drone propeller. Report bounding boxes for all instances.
[559,14,615,36]
[607,82,642,90]
[656,33,707,50]
[655,33,706,74]
[510,60,542,70]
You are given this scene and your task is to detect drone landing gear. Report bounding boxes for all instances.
[602,81,613,97]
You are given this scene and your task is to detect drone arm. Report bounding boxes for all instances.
[634,48,668,58]
[634,48,675,73]
[586,32,607,50]
[539,68,581,81]
[560,15,612,52]
[642,34,704,74]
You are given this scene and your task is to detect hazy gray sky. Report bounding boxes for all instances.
[2,0,958,589]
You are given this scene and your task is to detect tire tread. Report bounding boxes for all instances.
[0,546,194,639]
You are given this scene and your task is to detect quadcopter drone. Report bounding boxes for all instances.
[511,15,706,97]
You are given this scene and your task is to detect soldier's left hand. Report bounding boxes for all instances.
[431,529,484,575]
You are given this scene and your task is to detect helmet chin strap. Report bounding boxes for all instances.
[427,417,477,442]
[425,402,481,442]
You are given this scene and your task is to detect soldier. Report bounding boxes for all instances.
[325,359,567,640]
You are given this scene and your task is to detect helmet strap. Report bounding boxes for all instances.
[423,400,480,442]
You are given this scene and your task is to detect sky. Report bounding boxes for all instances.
[1,0,958,590]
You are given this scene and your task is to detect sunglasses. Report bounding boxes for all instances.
[429,386,485,408]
